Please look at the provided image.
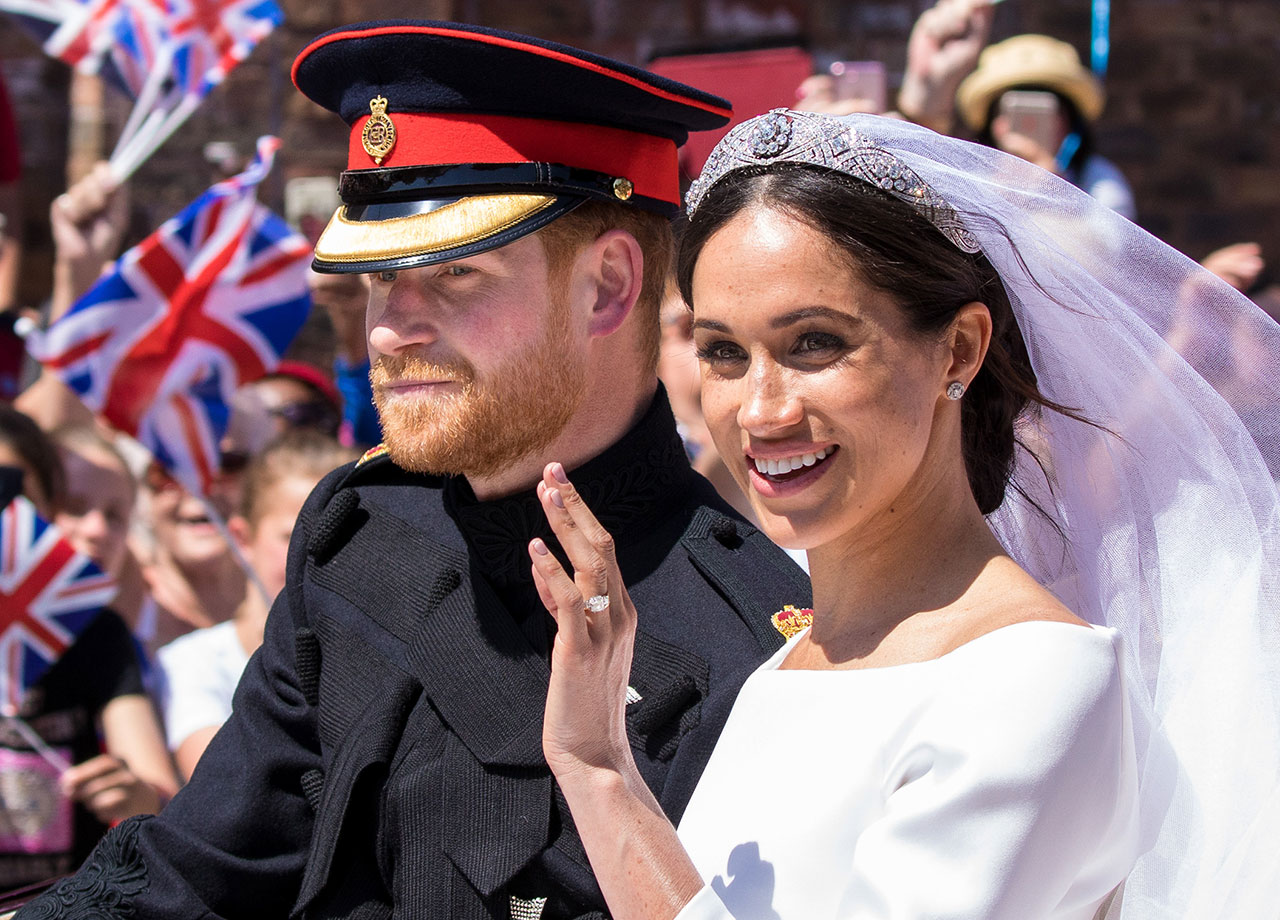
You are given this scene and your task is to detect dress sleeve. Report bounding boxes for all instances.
[675,626,1139,920]
[842,632,1137,919]
[15,471,346,920]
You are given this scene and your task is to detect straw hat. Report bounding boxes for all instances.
[956,34,1104,132]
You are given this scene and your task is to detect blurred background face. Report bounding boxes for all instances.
[222,374,342,479]
[249,375,341,440]
[56,443,134,577]
[144,465,235,569]
[236,473,313,601]
[657,289,702,421]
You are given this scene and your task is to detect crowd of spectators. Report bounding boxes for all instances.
[0,131,370,888]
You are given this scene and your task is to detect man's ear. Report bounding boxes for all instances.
[945,301,993,389]
[581,229,644,338]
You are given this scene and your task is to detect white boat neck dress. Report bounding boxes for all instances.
[674,621,1139,920]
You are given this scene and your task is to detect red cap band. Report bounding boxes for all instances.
[348,112,680,206]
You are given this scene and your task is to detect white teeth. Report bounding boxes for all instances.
[754,449,832,476]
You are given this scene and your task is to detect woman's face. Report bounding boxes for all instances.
[691,205,953,550]
[55,445,134,578]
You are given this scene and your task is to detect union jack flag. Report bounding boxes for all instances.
[1,0,280,100]
[101,0,170,97]
[31,136,311,495]
[166,0,280,99]
[0,497,117,715]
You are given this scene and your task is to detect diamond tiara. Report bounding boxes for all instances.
[685,109,982,255]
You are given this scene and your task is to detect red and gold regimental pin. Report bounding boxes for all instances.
[770,604,814,640]
[356,443,389,467]
[362,95,397,165]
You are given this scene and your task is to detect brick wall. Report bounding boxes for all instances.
[4,0,1278,308]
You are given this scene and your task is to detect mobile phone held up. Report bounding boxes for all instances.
[0,310,31,401]
[998,90,1063,154]
[829,61,886,114]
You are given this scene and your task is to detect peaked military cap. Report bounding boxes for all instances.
[292,20,732,274]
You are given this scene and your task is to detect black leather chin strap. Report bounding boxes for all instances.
[338,161,676,216]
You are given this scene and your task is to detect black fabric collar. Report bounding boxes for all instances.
[443,387,694,587]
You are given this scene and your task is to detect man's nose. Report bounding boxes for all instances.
[367,274,441,357]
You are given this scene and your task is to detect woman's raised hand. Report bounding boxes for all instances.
[530,465,704,920]
[530,462,639,782]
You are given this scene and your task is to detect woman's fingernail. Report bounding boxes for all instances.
[551,462,569,484]
[531,538,549,555]
[550,488,565,509]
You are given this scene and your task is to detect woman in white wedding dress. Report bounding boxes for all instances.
[527,111,1280,920]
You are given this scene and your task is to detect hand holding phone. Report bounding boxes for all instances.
[996,90,1063,157]
[829,61,887,114]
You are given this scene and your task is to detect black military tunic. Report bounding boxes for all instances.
[20,394,810,919]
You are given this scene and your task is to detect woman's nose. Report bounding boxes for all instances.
[737,359,804,435]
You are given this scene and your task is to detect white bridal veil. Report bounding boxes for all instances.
[689,111,1280,918]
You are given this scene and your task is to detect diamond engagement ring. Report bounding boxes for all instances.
[585,595,611,613]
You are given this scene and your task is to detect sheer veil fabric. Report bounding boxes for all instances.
[696,112,1280,918]
[859,115,1279,919]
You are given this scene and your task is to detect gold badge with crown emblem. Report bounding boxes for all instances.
[771,604,814,639]
[361,95,396,165]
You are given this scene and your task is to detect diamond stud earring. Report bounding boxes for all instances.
[946,381,965,400]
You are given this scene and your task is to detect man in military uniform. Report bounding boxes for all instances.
[18,21,809,920]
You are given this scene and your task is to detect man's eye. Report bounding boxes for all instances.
[377,270,397,283]
[444,265,474,277]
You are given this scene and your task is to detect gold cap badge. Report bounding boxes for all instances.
[361,95,396,165]
[612,177,634,200]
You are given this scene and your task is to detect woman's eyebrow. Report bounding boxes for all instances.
[693,307,863,334]
[769,306,862,329]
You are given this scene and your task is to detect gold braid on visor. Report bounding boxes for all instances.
[314,193,559,265]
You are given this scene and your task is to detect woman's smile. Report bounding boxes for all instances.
[746,444,840,496]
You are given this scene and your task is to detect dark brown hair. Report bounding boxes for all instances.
[537,199,673,373]
[676,163,1065,515]
[0,405,66,514]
